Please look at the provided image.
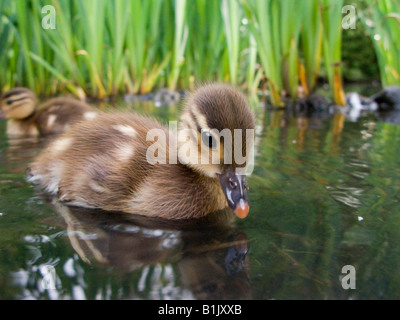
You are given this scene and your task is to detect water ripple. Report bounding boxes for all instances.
[328,185,364,208]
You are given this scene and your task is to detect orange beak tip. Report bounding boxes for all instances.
[234,200,249,219]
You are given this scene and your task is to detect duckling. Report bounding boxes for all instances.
[27,84,255,220]
[0,87,98,137]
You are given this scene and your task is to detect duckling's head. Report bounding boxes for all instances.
[0,88,37,120]
[178,84,255,218]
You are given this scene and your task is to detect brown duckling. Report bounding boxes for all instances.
[0,87,98,137]
[27,84,255,220]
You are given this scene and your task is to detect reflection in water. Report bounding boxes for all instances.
[245,97,400,299]
[0,135,55,174]
[377,109,400,125]
[44,199,251,300]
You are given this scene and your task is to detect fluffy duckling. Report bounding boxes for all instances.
[27,84,255,220]
[0,87,98,137]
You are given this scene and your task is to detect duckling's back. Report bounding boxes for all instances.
[34,97,97,136]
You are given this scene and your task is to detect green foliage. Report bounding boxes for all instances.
[301,0,323,93]
[0,0,398,101]
[242,0,287,106]
[221,0,241,86]
[184,0,226,86]
[361,0,400,87]
[341,17,380,82]
[320,0,346,105]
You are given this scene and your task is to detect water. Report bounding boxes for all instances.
[1,93,400,300]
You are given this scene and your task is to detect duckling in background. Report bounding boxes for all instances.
[154,88,181,107]
[27,84,255,220]
[0,87,98,137]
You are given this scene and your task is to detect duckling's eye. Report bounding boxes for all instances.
[7,100,13,105]
[201,131,217,149]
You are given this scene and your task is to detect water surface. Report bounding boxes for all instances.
[1,93,400,300]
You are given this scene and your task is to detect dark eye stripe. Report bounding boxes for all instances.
[7,97,28,109]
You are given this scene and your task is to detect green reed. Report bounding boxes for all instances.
[15,0,36,91]
[362,0,400,87]
[242,0,283,106]
[167,0,188,91]
[1,0,394,104]
[319,0,346,106]
[105,0,129,95]
[26,0,92,98]
[183,0,227,88]
[0,1,14,91]
[243,0,304,106]
[221,0,241,86]
[300,0,323,95]
[0,0,225,97]
[124,0,168,94]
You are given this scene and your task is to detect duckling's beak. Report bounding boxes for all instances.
[0,110,5,120]
[217,169,250,219]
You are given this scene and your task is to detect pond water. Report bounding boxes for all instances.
[1,89,400,300]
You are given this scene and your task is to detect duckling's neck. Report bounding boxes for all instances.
[7,114,39,136]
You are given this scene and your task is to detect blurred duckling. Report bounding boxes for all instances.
[154,88,181,107]
[27,84,255,220]
[0,87,98,137]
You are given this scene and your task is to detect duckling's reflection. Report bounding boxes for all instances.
[0,136,49,174]
[52,201,251,300]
